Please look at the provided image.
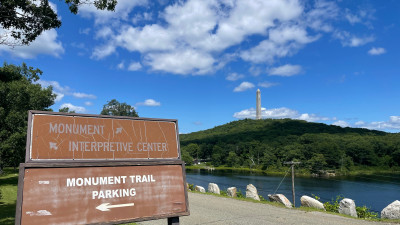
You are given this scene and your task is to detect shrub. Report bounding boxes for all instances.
[220,190,228,196]
[188,183,195,191]
[314,194,378,219]
[312,194,320,201]
[236,189,245,198]
[356,205,378,219]
[323,195,344,213]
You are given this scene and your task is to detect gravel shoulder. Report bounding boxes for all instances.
[139,192,397,225]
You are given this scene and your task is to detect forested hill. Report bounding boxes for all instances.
[179,119,400,173]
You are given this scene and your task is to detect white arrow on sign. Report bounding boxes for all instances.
[96,203,135,212]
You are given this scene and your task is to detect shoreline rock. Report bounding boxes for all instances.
[195,185,206,193]
[268,194,292,208]
[300,195,325,211]
[338,198,357,217]
[381,200,400,219]
[227,187,237,197]
[246,184,260,201]
[208,183,220,195]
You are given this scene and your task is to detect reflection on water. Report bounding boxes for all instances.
[186,169,400,213]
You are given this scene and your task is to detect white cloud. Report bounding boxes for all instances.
[59,103,86,113]
[390,116,400,123]
[234,82,255,92]
[0,29,64,59]
[84,101,93,106]
[333,31,374,47]
[82,0,366,75]
[355,121,365,126]
[95,27,114,39]
[72,92,97,99]
[128,62,142,71]
[353,116,400,131]
[36,80,96,101]
[233,107,333,122]
[79,0,148,24]
[368,47,386,55]
[226,73,244,81]
[268,64,302,76]
[333,120,350,128]
[240,25,318,64]
[298,113,330,122]
[36,80,71,94]
[330,116,400,132]
[91,43,116,59]
[145,49,215,75]
[89,0,308,74]
[258,82,278,88]
[345,12,361,25]
[249,66,263,76]
[132,12,153,24]
[234,107,297,119]
[54,92,64,102]
[117,61,125,69]
[136,99,161,106]
[305,0,338,32]
[344,8,375,28]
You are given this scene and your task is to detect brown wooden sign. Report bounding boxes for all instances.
[16,163,189,225]
[26,111,180,161]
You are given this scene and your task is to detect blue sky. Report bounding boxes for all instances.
[1,0,400,133]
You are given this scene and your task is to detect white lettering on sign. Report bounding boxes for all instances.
[137,142,168,152]
[92,188,136,199]
[129,175,156,183]
[66,176,128,187]
[49,123,105,135]
[66,175,155,200]
[68,141,134,152]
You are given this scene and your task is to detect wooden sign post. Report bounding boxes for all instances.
[16,111,189,225]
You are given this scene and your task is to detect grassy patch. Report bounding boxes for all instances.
[188,189,286,208]
[189,189,399,223]
[0,168,19,225]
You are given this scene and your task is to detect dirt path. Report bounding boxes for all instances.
[139,192,396,225]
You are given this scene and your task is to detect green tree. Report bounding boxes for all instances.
[0,62,55,170]
[211,145,223,167]
[181,149,193,166]
[100,99,138,117]
[1,0,117,46]
[261,150,277,170]
[59,107,75,113]
[307,154,327,174]
[226,151,240,167]
[184,143,200,159]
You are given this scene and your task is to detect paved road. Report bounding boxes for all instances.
[140,192,397,225]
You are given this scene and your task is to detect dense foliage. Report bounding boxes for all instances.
[100,99,138,117]
[0,62,55,169]
[0,0,117,46]
[180,119,400,173]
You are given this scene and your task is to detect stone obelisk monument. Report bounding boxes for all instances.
[256,89,261,120]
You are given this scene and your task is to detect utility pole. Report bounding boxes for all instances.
[284,161,301,207]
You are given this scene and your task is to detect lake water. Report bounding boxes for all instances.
[186,169,400,214]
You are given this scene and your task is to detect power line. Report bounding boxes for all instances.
[273,167,291,194]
